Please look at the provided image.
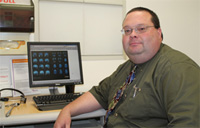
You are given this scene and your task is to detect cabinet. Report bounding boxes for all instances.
[34,0,125,56]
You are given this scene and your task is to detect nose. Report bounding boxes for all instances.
[129,29,138,38]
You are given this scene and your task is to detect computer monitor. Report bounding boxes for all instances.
[27,42,84,94]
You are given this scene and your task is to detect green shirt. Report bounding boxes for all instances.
[89,44,200,128]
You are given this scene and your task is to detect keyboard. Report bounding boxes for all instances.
[33,93,82,111]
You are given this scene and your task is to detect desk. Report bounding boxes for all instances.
[0,95,106,127]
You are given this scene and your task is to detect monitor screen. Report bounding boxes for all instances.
[27,42,84,91]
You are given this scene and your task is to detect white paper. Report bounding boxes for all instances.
[11,59,40,97]
[0,67,9,84]
[0,67,12,97]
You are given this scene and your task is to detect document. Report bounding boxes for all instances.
[11,59,40,97]
[0,67,9,84]
[0,67,12,97]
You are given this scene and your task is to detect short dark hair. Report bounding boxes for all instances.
[126,7,163,40]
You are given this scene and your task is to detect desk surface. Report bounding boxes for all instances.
[0,95,106,126]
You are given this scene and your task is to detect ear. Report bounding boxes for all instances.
[157,28,163,40]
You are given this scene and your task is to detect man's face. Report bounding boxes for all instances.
[122,11,162,64]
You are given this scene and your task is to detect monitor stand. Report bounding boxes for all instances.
[65,84,75,93]
[49,84,75,95]
[49,87,59,95]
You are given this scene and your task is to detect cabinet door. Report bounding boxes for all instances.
[39,0,123,56]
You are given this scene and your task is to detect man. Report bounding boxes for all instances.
[54,7,200,128]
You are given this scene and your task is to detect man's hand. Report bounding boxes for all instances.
[54,108,71,128]
[54,92,103,128]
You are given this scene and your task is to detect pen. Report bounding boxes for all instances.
[133,84,141,98]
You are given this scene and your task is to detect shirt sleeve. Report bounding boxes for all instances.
[89,77,111,110]
[160,62,200,127]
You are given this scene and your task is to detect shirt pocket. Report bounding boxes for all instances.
[121,87,154,119]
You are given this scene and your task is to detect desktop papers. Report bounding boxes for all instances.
[0,67,12,97]
[11,59,39,97]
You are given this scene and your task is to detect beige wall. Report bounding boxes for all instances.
[126,0,200,66]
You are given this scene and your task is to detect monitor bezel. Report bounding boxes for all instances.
[27,42,84,88]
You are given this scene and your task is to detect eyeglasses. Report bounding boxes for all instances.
[121,25,154,35]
